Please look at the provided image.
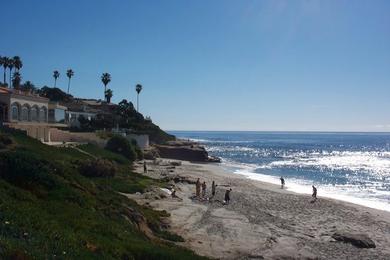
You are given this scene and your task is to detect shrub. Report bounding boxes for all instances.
[0,151,58,190]
[79,158,117,177]
[0,133,13,148]
[105,135,137,161]
[130,139,144,160]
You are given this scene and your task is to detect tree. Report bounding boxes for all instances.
[135,84,143,112]
[12,72,22,89]
[53,70,60,87]
[101,73,111,99]
[115,99,143,127]
[105,89,113,103]
[38,86,73,102]
[2,57,9,85]
[20,81,36,92]
[105,135,138,161]
[13,56,22,72]
[66,69,74,94]
[8,58,14,87]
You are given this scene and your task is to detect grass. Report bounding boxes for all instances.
[78,143,130,164]
[0,128,205,259]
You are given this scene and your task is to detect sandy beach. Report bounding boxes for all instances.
[128,160,390,260]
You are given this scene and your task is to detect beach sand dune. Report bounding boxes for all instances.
[128,160,390,259]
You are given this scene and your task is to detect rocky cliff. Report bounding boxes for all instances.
[154,140,220,162]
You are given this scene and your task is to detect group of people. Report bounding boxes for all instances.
[195,178,232,205]
[280,176,318,200]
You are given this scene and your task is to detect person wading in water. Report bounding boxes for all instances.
[280,177,285,189]
[311,185,317,202]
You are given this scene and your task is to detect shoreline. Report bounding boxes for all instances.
[130,159,390,259]
[219,161,390,213]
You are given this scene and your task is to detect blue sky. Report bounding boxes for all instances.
[2,0,390,131]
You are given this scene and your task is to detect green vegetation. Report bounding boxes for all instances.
[115,99,175,144]
[79,159,117,178]
[105,136,138,161]
[78,143,129,164]
[38,86,74,102]
[1,55,23,87]
[53,70,60,87]
[0,128,205,259]
[66,69,74,94]
[0,132,13,149]
[135,84,142,112]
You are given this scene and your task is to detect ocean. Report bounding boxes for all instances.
[170,131,390,212]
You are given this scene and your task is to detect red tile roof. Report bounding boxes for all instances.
[0,87,12,94]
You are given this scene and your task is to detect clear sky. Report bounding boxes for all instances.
[2,0,390,131]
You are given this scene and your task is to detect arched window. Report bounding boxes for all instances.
[31,106,39,121]
[21,105,30,121]
[11,103,20,121]
[40,107,47,122]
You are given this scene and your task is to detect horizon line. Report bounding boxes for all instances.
[166,130,390,133]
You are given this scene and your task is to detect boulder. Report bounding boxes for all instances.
[154,143,221,163]
[207,156,221,163]
[332,232,376,248]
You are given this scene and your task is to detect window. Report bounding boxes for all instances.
[31,107,39,121]
[40,107,47,122]
[12,105,19,120]
[21,106,29,121]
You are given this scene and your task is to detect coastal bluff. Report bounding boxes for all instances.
[154,140,220,162]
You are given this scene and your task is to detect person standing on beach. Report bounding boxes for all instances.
[196,178,201,198]
[211,181,217,197]
[280,177,285,189]
[143,161,147,173]
[201,181,207,198]
[224,188,232,205]
[312,185,317,199]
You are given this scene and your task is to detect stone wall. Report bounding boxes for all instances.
[6,122,50,142]
[126,134,149,149]
[49,128,107,147]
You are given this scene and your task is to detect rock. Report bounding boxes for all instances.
[154,144,209,161]
[143,147,160,160]
[170,161,182,166]
[206,156,221,163]
[154,143,221,162]
[332,232,376,248]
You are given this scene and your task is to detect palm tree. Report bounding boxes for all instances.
[66,69,74,94]
[12,72,22,89]
[13,56,22,72]
[21,80,35,92]
[2,57,9,85]
[135,84,143,112]
[53,70,60,87]
[8,58,14,87]
[101,73,111,99]
[105,89,113,103]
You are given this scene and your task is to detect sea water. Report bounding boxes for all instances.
[170,131,390,212]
